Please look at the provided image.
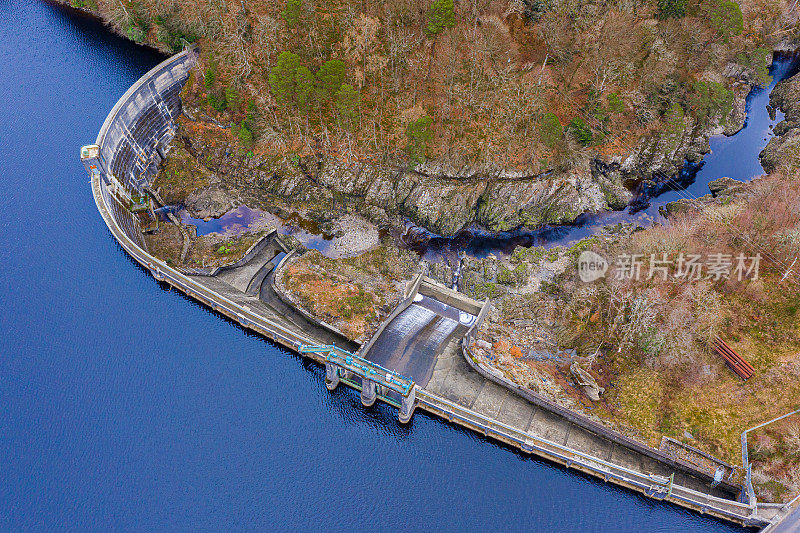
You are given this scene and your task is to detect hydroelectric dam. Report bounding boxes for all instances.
[80,47,795,530]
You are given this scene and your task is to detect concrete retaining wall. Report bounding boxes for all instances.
[415,386,771,527]
[418,278,483,315]
[184,229,281,277]
[460,342,742,495]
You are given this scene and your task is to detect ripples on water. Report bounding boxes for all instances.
[0,2,746,530]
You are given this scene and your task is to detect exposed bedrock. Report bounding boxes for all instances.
[762,69,800,173]
[175,81,748,238]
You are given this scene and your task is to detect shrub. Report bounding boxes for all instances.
[426,0,456,36]
[126,24,145,43]
[406,115,434,162]
[522,0,549,22]
[607,93,625,115]
[657,0,687,19]
[568,117,593,146]
[539,112,563,148]
[269,51,301,103]
[207,92,226,112]
[237,123,254,148]
[123,4,149,44]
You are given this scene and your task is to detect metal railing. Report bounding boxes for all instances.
[299,344,414,396]
[415,387,766,526]
[92,176,313,352]
[742,408,800,506]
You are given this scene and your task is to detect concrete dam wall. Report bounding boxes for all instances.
[83,47,198,250]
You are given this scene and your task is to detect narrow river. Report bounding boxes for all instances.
[419,54,798,260]
[1,2,748,530]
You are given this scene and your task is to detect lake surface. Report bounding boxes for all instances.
[0,2,747,530]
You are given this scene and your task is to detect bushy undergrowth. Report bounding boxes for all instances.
[554,170,800,472]
[85,0,789,169]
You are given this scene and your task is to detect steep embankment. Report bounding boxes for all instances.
[56,0,800,236]
[762,70,800,172]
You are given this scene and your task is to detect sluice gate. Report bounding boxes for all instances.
[299,345,417,423]
[81,47,792,530]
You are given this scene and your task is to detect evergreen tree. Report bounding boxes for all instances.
[406,116,433,162]
[295,66,314,111]
[281,0,302,28]
[568,118,593,146]
[657,0,687,19]
[335,84,359,128]
[315,60,346,101]
[269,51,301,103]
[703,0,743,41]
[427,0,456,36]
[539,113,562,148]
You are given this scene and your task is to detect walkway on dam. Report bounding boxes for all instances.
[359,276,737,500]
[424,336,735,499]
[765,501,800,533]
[84,45,762,526]
[188,239,357,353]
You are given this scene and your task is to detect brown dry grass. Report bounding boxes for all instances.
[551,171,800,500]
[281,246,417,341]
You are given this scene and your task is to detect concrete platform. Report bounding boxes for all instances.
[423,338,736,500]
[189,247,357,353]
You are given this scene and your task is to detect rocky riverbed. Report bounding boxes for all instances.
[167,71,755,242]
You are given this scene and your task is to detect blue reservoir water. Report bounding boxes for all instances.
[0,2,747,530]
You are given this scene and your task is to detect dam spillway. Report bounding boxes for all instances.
[80,48,789,530]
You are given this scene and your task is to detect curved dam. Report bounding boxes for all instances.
[81,48,788,529]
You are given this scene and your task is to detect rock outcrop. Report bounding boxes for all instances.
[185,183,235,220]
[761,69,800,173]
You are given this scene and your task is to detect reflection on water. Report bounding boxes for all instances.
[1,2,746,530]
[179,205,336,254]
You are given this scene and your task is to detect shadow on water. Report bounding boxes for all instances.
[417,51,800,261]
[43,0,166,64]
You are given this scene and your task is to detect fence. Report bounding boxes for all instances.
[415,387,767,527]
